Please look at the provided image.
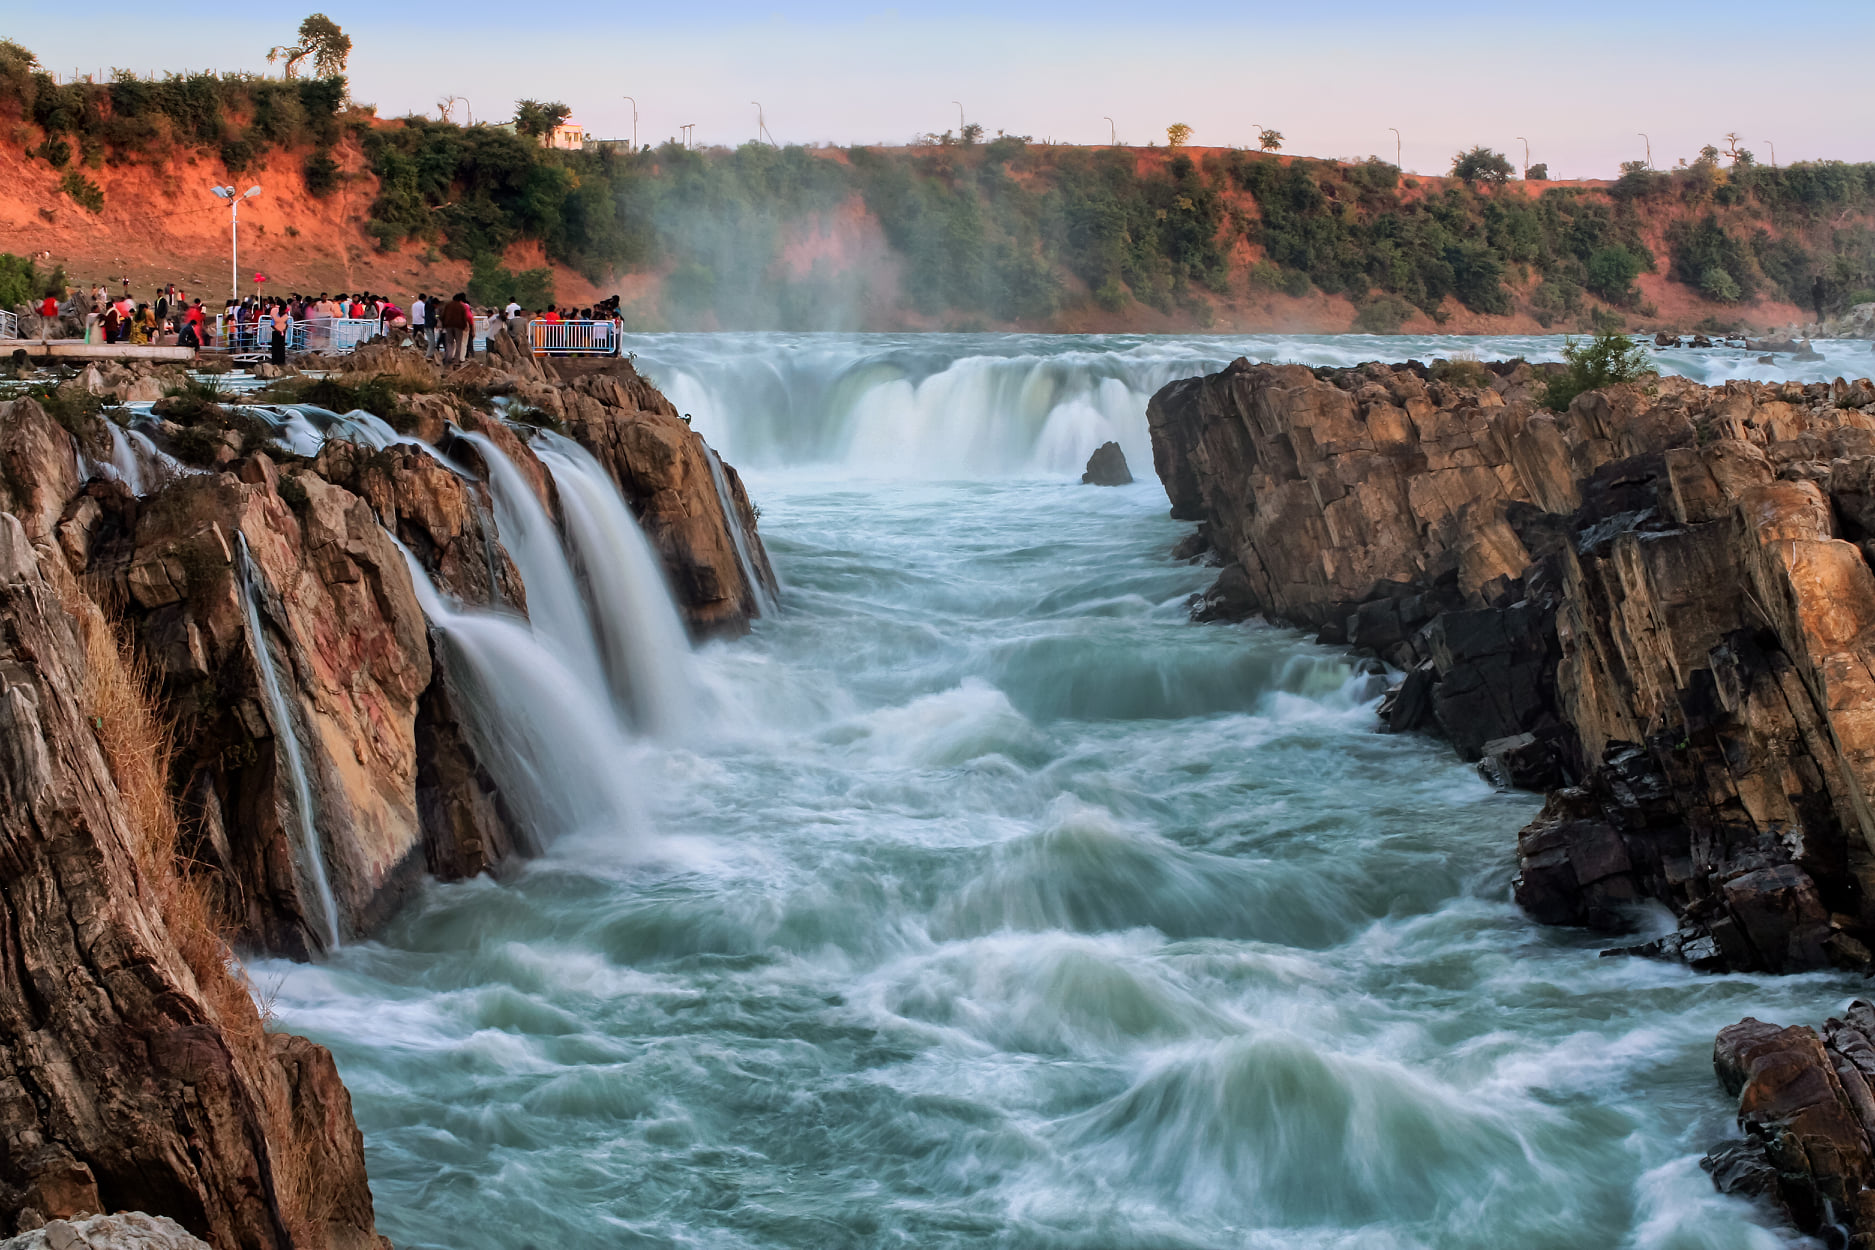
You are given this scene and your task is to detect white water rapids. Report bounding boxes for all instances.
[220,333,1870,1249]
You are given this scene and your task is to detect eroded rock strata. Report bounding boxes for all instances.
[1708,1003,1875,1246]
[0,347,775,1237]
[1148,359,1875,975]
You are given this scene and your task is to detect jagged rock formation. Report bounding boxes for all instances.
[1707,1003,1875,1244]
[0,511,381,1246]
[1148,358,1875,974]
[0,345,777,1235]
[0,1212,210,1248]
[1082,441,1133,486]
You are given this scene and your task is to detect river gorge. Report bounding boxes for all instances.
[243,333,1865,1249]
[3,331,1873,1249]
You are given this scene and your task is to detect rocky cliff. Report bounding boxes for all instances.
[0,343,775,1237]
[1149,359,1875,976]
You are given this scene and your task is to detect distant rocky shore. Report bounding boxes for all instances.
[0,343,774,1243]
[1148,353,1875,1241]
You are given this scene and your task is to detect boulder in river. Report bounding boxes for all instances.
[1706,1003,1875,1242]
[1082,441,1132,485]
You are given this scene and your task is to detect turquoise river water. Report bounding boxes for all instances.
[261,334,1875,1250]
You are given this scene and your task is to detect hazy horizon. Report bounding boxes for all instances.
[10,1,1874,180]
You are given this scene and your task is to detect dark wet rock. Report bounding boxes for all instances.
[1706,1005,1875,1244]
[1082,441,1133,485]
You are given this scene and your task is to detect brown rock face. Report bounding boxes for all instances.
[0,512,381,1247]
[1708,1004,1875,1245]
[1148,359,1875,973]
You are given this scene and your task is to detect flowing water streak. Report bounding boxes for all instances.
[703,444,775,618]
[455,431,611,697]
[394,544,645,847]
[234,533,341,952]
[532,431,698,736]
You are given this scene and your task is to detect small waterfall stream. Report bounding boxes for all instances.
[704,445,775,618]
[235,534,341,952]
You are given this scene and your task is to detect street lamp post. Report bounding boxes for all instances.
[1516,135,1529,174]
[1103,116,1115,146]
[952,100,964,135]
[1638,132,1651,167]
[1764,139,1778,170]
[622,95,638,150]
[1388,127,1401,169]
[210,184,261,304]
[751,102,774,147]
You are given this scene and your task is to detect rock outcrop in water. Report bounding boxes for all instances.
[0,346,776,1235]
[1707,1003,1875,1244]
[1148,359,1875,975]
[1082,442,1133,486]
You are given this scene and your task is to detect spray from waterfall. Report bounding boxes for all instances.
[235,534,341,952]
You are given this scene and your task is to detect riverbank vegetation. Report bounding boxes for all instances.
[4,33,1874,330]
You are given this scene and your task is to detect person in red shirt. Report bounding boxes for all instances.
[37,293,59,342]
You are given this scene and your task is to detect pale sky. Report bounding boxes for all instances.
[10,3,1872,180]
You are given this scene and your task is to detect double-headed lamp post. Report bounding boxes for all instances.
[210,184,261,303]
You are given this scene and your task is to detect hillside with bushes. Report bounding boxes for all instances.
[2,34,1872,333]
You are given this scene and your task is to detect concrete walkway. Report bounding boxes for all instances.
[0,340,197,363]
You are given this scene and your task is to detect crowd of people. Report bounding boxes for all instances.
[31,281,628,364]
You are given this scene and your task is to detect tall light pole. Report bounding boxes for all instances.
[952,100,964,135]
[751,101,774,147]
[1764,139,1778,170]
[1516,135,1529,174]
[1638,132,1651,167]
[1103,116,1115,146]
[1388,127,1401,169]
[622,95,638,150]
[210,184,261,304]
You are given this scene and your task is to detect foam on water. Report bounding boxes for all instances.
[254,336,1859,1249]
[627,331,1875,477]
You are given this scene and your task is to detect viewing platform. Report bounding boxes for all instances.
[0,340,198,363]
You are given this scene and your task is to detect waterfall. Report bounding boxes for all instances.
[455,431,610,697]
[703,446,776,619]
[235,534,341,952]
[103,424,145,494]
[397,545,645,846]
[532,432,697,737]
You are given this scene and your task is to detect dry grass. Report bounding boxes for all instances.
[51,557,341,1244]
[53,569,265,1048]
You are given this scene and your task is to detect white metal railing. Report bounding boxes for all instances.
[0,310,17,340]
[529,319,619,356]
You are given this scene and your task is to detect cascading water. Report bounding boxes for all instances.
[455,431,612,697]
[235,534,341,952]
[395,544,646,847]
[628,331,1875,477]
[236,335,1874,1248]
[533,431,697,736]
[703,444,775,618]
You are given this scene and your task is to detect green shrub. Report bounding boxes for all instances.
[0,253,61,307]
[1353,294,1413,333]
[1530,277,1582,328]
[303,150,340,197]
[1585,245,1646,306]
[57,171,103,213]
[1842,288,1875,308]
[1451,147,1513,186]
[466,255,554,310]
[1539,330,1652,412]
[1699,265,1742,303]
[1525,163,1549,181]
